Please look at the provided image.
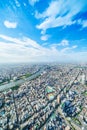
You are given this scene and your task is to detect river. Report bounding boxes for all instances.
[0,68,43,92]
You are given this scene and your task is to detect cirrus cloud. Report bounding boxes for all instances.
[35,0,87,34]
[0,34,86,63]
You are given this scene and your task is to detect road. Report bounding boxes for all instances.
[40,69,81,130]
[58,107,81,130]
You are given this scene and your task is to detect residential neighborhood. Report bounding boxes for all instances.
[0,64,87,130]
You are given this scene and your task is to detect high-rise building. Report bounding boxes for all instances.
[57,95,60,104]
[81,74,86,85]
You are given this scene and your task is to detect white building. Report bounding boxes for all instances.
[81,74,86,85]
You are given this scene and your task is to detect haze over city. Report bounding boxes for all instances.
[0,0,87,63]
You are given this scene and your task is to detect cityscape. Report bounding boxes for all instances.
[0,0,87,130]
[0,63,87,130]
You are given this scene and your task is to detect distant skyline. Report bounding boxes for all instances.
[0,0,87,63]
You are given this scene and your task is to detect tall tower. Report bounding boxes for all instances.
[81,74,86,85]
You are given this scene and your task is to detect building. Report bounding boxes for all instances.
[45,86,55,100]
[81,74,86,85]
[57,95,61,104]
[65,126,70,130]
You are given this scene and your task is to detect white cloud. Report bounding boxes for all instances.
[41,35,50,41]
[36,0,87,33]
[72,45,78,49]
[82,20,87,28]
[29,0,39,6]
[65,51,87,63]
[0,34,59,62]
[4,20,17,28]
[49,39,69,48]
[0,34,86,63]
[58,40,69,46]
[61,45,77,53]
[78,19,87,28]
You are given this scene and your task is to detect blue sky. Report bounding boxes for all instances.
[0,0,87,63]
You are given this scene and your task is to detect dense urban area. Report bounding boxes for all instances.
[0,63,87,130]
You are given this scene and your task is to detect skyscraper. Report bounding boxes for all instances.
[81,74,86,85]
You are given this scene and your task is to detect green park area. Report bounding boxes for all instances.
[18,73,31,79]
[14,73,32,81]
[83,91,87,96]
[11,85,20,90]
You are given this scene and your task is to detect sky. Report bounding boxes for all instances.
[0,0,87,63]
